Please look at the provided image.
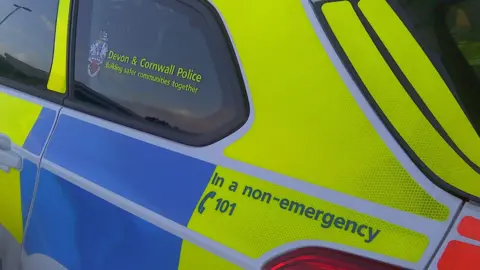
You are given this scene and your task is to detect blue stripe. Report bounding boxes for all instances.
[44,115,215,226]
[23,108,56,156]
[20,160,37,228]
[24,169,182,270]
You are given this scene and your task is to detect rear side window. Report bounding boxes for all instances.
[0,0,58,90]
[392,0,480,134]
[72,0,249,146]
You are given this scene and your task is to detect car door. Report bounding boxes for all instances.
[19,0,464,269]
[21,0,249,269]
[0,89,59,270]
[0,0,67,269]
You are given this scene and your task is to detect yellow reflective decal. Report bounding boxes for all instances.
[179,240,241,270]
[359,0,480,169]
[0,92,42,146]
[0,170,23,243]
[187,167,428,262]
[0,92,42,242]
[212,0,449,219]
[47,0,71,94]
[322,1,480,197]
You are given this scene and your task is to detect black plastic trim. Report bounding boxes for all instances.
[66,0,250,147]
[65,0,76,103]
[312,0,479,202]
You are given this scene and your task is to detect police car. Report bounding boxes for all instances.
[0,0,479,269]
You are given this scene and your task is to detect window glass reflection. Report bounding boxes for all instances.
[74,0,237,134]
[0,0,58,88]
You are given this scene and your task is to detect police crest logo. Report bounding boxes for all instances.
[88,31,109,77]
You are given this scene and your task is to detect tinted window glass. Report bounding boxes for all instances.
[392,0,480,133]
[446,1,480,76]
[0,0,58,88]
[73,0,248,145]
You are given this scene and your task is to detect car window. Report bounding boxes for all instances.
[72,0,248,146]
[392,0,480,134]
[0,0,58,90]
[446,1,480,73]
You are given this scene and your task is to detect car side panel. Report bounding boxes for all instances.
[20,104,455,270]
[17,0,466,268]
[23,169,182,270]
[0,86,58,269]
[22,112,241,270]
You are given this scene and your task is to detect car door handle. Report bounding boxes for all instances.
[0,134,22,173]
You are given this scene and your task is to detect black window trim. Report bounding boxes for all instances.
[65,0,249,147]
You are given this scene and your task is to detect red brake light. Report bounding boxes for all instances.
[262,247,401,270]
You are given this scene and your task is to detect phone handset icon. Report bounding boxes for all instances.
[197,191,216,214]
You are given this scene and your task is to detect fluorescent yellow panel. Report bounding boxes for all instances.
[0,169,23,243]
[187,167,428,262]
[47,0,71,94]
[179,240,242,270]
[0,92,42,242]
[359,0,480,169]
[324,1,480,196]
[211,0,449,219]
[0,92,42,146]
